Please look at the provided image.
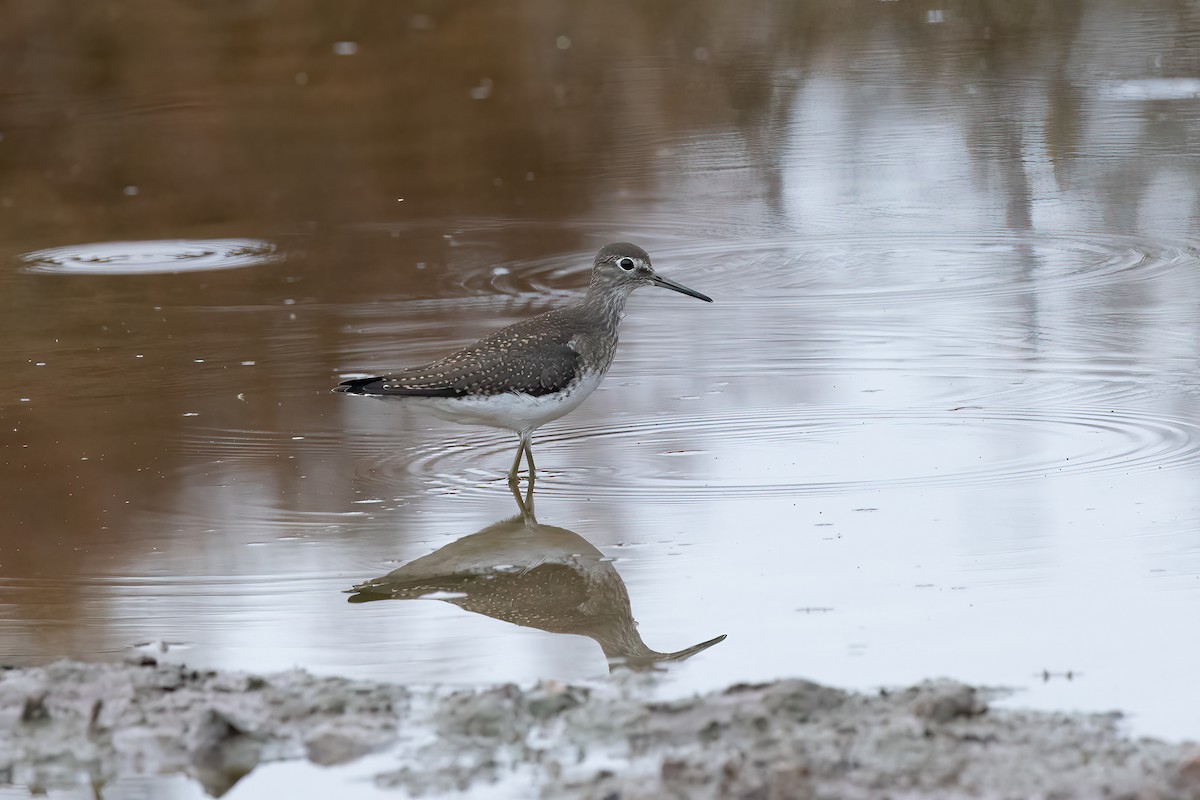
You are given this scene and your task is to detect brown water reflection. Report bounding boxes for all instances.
[2,6,1200,789]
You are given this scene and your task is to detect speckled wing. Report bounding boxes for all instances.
[337,313,584,398]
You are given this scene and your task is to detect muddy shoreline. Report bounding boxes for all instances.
[2,658,1198,798]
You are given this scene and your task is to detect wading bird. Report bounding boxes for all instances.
[336,242,712,482]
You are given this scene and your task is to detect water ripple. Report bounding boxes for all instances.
[391,404,1200,501]
[638,231,1200,307]
[20,238,280,275]
[182,402,1200,503]
[343,226,1200,307]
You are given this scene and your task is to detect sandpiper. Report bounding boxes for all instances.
[335,242,712,482]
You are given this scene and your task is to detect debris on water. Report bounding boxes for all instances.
[469,78,493,100]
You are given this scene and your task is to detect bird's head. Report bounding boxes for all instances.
[589,242,712,303]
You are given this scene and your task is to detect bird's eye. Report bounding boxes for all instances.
[619,258,635,270]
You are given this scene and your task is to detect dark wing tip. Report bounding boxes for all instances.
[334,375,463,398]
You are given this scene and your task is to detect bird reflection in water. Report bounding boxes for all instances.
[346,478,725,670]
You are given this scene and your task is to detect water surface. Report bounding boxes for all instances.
[2,1,1200,796]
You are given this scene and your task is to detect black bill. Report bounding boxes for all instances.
[651,273,713,303]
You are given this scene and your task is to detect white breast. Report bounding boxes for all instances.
[415,371,605,433]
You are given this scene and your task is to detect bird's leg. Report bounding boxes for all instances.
[507,437,525,485]
[523,436,536,480]
[508,430,534,485]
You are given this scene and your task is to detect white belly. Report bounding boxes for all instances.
[412,371,604,433]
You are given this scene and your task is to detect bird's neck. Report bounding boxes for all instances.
[582,284,632,328]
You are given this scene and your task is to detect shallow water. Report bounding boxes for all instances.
[3,1,1200,794]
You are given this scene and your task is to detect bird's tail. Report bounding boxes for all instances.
[334,376,383,394]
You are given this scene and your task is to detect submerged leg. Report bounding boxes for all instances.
[509,466,537,523]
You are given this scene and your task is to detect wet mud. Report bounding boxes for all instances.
[2,658,1197,799]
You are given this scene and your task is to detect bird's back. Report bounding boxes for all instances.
[337,302,612,399]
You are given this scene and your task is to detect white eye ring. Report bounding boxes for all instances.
[619,258,635,270]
